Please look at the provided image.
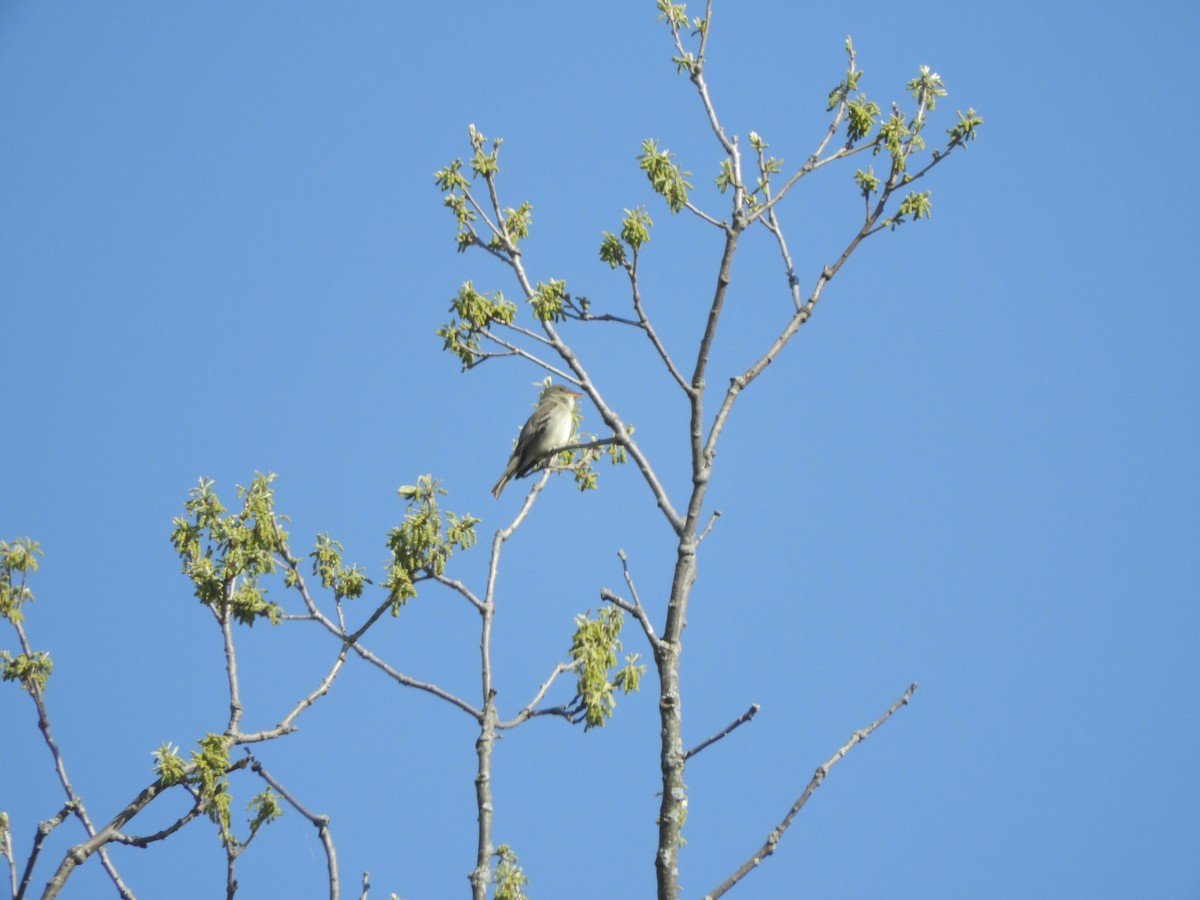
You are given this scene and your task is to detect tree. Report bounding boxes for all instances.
[1,2,979,898]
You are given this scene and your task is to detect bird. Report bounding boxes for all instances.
[491,384,582,499]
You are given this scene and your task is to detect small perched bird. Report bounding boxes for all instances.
[491,384,582,499]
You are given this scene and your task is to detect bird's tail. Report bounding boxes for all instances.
[490,473,509,499]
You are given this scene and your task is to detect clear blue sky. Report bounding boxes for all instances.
[2,2,1197,898]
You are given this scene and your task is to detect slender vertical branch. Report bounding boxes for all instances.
[218,587,243,736]
[469,693,498,900]
[13,804,73,900]
[5,614,132,899]
[3,818,15,900]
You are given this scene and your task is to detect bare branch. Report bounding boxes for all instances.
[3,820,14,900]
[625,258,691,393]
[460,185,506,255]
[473,328,579,382]
[600,548,661,650]
[497,659,582,729]
[703,208,876,461]
[345,593,409,644]
[683,199,726,228]
[350,641,482,721]
[429,571,485,613]
[247,754,339,900]
[697,509,722,543]
[234,645,349,744]
[5,614,132,899]
[496,319,556,348]
[14,803,74,900]
[541,436,621,458]
[703,683,918,899]
[110,800,204,849]
[684,704,760,761]
[217,592,244,735]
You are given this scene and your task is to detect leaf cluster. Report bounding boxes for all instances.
[639,139,693,213]
[1,538,51,691]
[245,787,283,839]
[1,648,51,693]
[531,278,567,323]
[493,844,529,900]
[169,474,286,626]
[569,608,644,730]
[385,476,478,613]
[599,206,654,271]
[153,739,282,844]
[437,281,518,370]
[0,537,41,624]
[837,61,982,228]
[433,125,528,256]
[655,0,707,74]
[309,534,368,603]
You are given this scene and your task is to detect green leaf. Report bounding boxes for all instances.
[846,94,880,143]
[1,649,52,692]
[152,742,187,786]
[598,231,626,269]
[191,733,233,830]
[569,608,644,729]
[246,788,283,835]
[310,534,368,602]
[655,0,689,29]
[493,844,529,900]
[853,166,880,195]
[170,473,286,626]
[948,107,984,146]
[906,65,947,112]
[436,282,518,370]
[531,278,567,323]
[638,139,693,214]
[383,475,477,613]
[0,537,42,623]
[714,159,734,194]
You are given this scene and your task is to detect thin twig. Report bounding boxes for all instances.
[110,800,204,848]
[14,803,74,900]
[703,683,918,900]
[349,642,482,721]
[599,549,660,649]
[235,645,349,743]
[429,571,485,613]
[497,659,582,729]
[744,40,862,225]
[697,509,722,543]
[682,200,726,228]
[474,329,578,382]
[625,257,691,393]
[247,753,339,900]
[684,704,760,761]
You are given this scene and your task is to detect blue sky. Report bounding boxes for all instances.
[2,2,1197,898]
